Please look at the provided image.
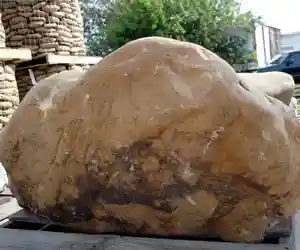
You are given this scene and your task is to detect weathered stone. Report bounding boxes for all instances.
[238,72,295,105]
[0,63,19,128]
[0,0,85,56]
[1,37,300,243]
[290,97,298,118]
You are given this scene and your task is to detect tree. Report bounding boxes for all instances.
[80,0,112,56]
[92,0,257,64]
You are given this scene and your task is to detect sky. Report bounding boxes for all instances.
[241,0,300,34]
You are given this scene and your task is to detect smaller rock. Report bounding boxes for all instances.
[238,72,295,105]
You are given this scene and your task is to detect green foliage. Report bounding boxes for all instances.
[85,0,258,64]
[80,0,112,56]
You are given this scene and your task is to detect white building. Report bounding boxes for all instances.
[254,24,281,67]
[281,32,300,53]
[225,23,281,69]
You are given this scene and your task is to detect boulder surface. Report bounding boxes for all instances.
[238,72,295,106]
[1,37,300,243]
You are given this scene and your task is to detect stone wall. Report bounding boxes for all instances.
[0,0,87,101]
[0,12,19,129]
[0,64,19,129]
[0,13,4,47]
[16,64,90,100]
[0,0,85,56]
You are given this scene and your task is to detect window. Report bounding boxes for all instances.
[288,52,300,64]
[269,53,289,65]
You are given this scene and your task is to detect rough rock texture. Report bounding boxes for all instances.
[289,97,298,118]
[0,12,19,128]
[0,0,85,56]
[0,64,19,129]
[1,37,300,243]
[238,72,295,106]
[0,12,5,47]
[16,64,90,101]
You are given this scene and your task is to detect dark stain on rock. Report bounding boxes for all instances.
[100,216,142,233]
[238,80,250,92]
[41,176,101,223]
[20,139,272,228]
[10,139,21,166]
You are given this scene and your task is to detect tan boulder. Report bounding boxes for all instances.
[238,72,295,105]
[1,37,300,243]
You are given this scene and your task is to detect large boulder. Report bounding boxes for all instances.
[1,37,300,243]
[238,72,295,105]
